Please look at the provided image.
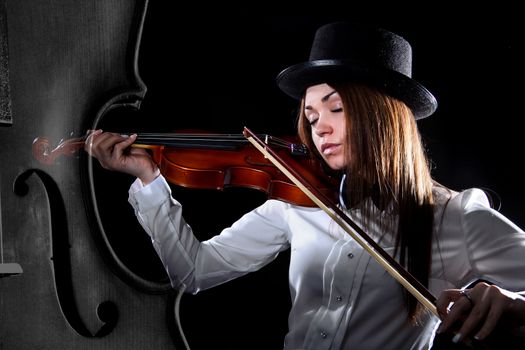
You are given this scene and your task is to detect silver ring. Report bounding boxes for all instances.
[459,290,474,307]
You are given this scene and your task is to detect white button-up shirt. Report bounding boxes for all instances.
[128,175,525,349]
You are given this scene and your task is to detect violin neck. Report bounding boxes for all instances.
[134,133,308,155]
[31,131,309,165]
[135,133,245,150]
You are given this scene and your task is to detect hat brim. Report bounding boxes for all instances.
[277,60,437,119]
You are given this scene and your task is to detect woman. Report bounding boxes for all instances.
[86,22,525,349]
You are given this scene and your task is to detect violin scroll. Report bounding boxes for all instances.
[32,136,86,165]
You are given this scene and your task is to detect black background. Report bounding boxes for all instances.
[106,8,525,350]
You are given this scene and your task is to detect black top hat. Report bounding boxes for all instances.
[276,22,437,119]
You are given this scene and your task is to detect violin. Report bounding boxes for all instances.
[32,130,339,207]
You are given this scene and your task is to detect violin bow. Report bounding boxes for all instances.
[243,126,438,317]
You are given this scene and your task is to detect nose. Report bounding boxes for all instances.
[313,114,332,137]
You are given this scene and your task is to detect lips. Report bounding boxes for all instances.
[321,143,341,155]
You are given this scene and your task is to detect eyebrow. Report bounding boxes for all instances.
[305,90,338,110]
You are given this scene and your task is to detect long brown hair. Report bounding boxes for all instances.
[298,83,435,321]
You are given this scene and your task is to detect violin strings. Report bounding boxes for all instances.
[133,133,302,151]
[82,131,306,154]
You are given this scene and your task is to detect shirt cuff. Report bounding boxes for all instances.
[128,175,172,213]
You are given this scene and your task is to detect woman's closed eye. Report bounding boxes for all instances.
[308,117,319,126]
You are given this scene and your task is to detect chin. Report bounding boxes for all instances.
[325,160,345,171]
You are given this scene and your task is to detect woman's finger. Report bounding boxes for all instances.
[84,129,103,155]
[450,289,490,343]
[437,289,473,336]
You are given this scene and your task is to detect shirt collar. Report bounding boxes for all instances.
[339,174,347,210]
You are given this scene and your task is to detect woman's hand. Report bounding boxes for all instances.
[436,281,525,343]
[84,130,160,185]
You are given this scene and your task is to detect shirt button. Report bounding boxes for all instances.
[348,252,354,258]
[320,331,327,339]
[336,295,343,301]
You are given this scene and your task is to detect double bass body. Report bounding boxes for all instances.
[0,1,182,348]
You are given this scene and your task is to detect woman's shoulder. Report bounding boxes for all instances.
[435,185,523,237]
[432,185,496,236]
[433,185,491,213]
[456,188,492,210]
